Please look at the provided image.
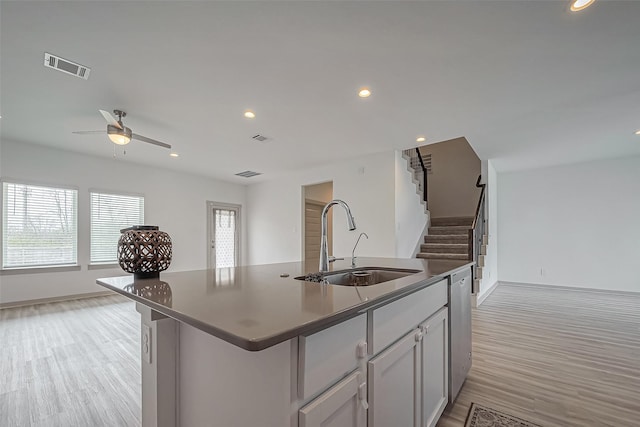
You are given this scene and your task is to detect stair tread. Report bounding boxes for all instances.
[422,243,468,247]
[430,217,474,227]
[416,253,470,260]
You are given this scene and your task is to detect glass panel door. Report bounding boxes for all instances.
[209,203,240,269]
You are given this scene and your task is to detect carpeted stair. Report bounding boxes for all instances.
[417,217,473,261]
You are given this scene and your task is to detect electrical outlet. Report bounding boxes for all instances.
[142,324,152,364]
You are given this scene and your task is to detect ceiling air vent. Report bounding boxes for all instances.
[252,134,268,142]
[235,170,262,178]
[44,53,91,80]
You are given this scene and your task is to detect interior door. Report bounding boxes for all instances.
[304,199,331,261]
[208,203,240,269]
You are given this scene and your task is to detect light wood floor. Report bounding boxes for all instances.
[0,295,141,427]
[1,284,639,426]
[438,283,640,427]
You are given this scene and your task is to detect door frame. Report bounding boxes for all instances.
[206,201,241,269]
[301,181,333,262]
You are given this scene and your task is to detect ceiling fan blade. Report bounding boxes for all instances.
[72,130,105,134]
[132,133,172,149]
[99,109,123,129]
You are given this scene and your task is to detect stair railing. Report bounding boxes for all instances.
[469,175,486,294]
[415,147,428,207]
[402,148,429,208]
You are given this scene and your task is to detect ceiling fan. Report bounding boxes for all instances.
[73,109,171,149]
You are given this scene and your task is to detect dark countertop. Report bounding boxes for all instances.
[97,257,473,351]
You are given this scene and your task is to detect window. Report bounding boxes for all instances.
[2,182,78,268]
[90,192,144,264]
[208,203,240,269]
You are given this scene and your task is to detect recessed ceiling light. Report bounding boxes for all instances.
[635,130,640,135]
[416,136,426,143]
[170,152,179,157]
[570,0,595,12]
[358,88,371,98]
[244,110,256,119]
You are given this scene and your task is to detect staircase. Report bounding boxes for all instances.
[417,217,472,261]
[403,147,489,294]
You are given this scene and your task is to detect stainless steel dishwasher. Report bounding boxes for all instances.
[448,267,472,404]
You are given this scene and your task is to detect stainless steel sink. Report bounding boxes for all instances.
[295,267,420,287]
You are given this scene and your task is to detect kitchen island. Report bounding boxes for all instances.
[97,257,473,427]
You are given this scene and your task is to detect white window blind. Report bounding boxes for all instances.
[2,182,78,268]
[90,192,144,263]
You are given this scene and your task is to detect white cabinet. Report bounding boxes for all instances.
[419,307,448,427]
[367,307,449,427]
[368,329,422,427]
[299,370,367,427]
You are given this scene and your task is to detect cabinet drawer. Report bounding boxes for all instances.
[369,279,447,355]
[298,314,367,401]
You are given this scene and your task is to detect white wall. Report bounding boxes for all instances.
[394,151,429,258]
[247,151,397,265]
[478,159,498,297]
[498,156,640,293]
[0,140,246,304]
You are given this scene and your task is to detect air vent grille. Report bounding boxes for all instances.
[252,134,268,142]
[235,171,262,178]
[44,53,91,80]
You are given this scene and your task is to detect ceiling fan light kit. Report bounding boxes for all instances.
[108,124,132,145]
[73,109,172,150]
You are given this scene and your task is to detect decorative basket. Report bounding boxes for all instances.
[118,225,172,279]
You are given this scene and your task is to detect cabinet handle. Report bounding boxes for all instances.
[415,331,423,342]
[358,382,369,410]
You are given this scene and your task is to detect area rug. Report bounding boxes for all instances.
[464,403,541,427]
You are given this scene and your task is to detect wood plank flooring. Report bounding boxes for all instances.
[1,284,639,426]
[0,295,141,427]
[438,283,640,427]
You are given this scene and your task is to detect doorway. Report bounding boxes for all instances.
[302,182,333,262]
[207,202,241,269]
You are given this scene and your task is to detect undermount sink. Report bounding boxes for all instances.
[295,267,421,287]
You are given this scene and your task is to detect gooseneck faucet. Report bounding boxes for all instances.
[351,232,369,268]
[319,200,356,272]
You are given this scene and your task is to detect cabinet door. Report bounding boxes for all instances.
[299,370,366,427]
[420,307,448,427]
[368,329,421,427]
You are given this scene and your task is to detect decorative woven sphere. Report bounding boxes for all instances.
[118,226,172,279]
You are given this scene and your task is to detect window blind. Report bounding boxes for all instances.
[90,192,144,263]
[2,182,78,268]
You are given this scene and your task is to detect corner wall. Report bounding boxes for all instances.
[419,137,481,218]
[394,151,429,258]
[0,140,247,304]
[497,156,640,293]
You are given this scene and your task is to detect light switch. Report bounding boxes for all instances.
[142,324,152,364]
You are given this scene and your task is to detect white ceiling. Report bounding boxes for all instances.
[2,1,639,184]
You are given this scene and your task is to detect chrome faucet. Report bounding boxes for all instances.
[319,200,356,272]
[351,232,368,268]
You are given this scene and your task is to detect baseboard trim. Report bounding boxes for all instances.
[472,280,499,307]
[499,281,640,296]
[0,290,116,309]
